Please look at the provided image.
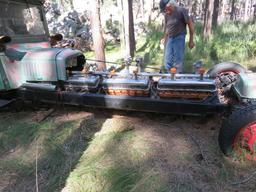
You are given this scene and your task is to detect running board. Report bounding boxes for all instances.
[20,87,228,116]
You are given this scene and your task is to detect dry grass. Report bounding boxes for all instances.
[1,108,256,192]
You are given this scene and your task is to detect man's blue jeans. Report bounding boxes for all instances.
[164,33,186,73]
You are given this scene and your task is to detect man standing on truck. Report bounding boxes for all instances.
[160,0,195,73]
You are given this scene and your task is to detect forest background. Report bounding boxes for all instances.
[45,0,256,72]
[1,1,256,191]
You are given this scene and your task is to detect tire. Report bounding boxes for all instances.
[219,105,256,157]
[207,62,246,78]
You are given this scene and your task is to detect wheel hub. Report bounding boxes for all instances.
[234,122,256,160]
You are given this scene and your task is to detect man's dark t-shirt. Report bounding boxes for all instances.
[165,6,190,38]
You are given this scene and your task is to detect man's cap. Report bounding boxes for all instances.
[159,0,178,12]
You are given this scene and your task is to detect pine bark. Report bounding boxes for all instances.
[212,0,219,27]
[123,0,136,57]
[203,0,215,40]
[140,0,144,19]
[191,0,198,17]
[244,0,249,21]
[254,4,256,20]
[230,0,236,21]
[91,0,106,70]
[220,0,227,22]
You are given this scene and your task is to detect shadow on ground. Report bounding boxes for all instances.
[1,107,256,192]
[0,106,108,192]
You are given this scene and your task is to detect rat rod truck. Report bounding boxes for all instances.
[0,0,256,160]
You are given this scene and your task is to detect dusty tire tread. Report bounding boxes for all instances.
[207,62,246,78]
[219,105,256,155]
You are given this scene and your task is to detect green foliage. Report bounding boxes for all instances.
[136,21,256,72]
[185,21,256,71]
[106,19,121,39]
[136,23,164,69]
[92,21,255,72]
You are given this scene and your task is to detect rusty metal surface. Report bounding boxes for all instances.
[158,91,213,100]
[156,77,216,100]
[102,77,151,96]
[106,89,150,97]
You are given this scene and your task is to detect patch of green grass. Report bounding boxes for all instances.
[84,42,123,64]
[63,121,168,192]
[136,24,164,70]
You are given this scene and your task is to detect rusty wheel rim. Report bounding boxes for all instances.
[233,122,256,160]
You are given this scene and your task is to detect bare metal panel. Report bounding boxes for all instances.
[102,77,150,90]
[157,78,216,92]
[67,75,100,90]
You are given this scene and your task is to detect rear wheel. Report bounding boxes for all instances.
[219,105,256,160]
[207,62,246,78]
[209,62,246,104]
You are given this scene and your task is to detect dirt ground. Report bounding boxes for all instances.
[0,106,256,192]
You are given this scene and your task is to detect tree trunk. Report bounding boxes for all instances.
[144,0,153,23]
[199,0,204,21]
[203,0,209,34]
[244,0,249,21]
[230,0,236,21]
[140,0,145,19]
[187,0,193,14]
[212,0,219,27]
[203,0,215,40]
[91,0,106,70]
[248,0,252,19]
[117,0,126,57]
[220,0,227,22]
[123,0,136,58]
[254,3,256,20]
[191,0,198,17]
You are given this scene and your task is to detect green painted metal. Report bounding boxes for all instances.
[0,60,6,91]
[0,54,11,91]
[0,0,84,91]
[0,52,25,90]
[0,45,84,88]
[233,73,256,99]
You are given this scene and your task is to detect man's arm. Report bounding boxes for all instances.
[187,18,195,49]
[161,15,168,45]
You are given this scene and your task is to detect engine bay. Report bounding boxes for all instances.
[58,58,217,101]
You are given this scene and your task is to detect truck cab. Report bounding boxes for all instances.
[0,0,85,93]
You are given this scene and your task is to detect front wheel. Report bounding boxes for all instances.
[219,105,256,160]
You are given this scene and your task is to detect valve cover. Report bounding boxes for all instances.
[66,75,100,92]
[102,76,150,96]
[157,77,216,100]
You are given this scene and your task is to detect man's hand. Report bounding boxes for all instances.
[188,39,195,49]
[160,38,165,45]
[161,35,168,45]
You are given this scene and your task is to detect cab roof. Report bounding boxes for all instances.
[1,0,44,5]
